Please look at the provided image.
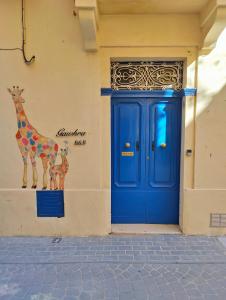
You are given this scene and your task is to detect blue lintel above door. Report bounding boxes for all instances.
[101,88,197,98]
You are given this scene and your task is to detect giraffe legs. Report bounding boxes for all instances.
[50,174,58,190]
[59,175,65,190]
[53,174,58,190]
[17,141,28,188]
[49,168,57,190]
[30,153,38,189]
[41,158,49,190]
[22,154,28,188]
[50,176,54,190]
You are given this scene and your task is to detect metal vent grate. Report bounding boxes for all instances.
[111,61,184,90]
[210,213,226,227]
[36,190,64,218]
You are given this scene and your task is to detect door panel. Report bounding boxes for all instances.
[111,97,181,224]
[148,102,179,188]
[111,191,147,223]
[112,102,142,187]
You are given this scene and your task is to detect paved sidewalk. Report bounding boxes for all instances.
[0,235,226,300]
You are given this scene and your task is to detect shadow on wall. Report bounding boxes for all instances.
[193,28,226,188]
[185,28,226,128]
[197,28,226,116]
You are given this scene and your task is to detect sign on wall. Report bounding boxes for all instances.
[56,128,87,146]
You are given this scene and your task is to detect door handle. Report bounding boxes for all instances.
[151,141,155,151]
[125,142,131,148]
[160,143,167,149]
[136,141,139,151]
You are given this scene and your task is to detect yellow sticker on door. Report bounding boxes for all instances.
[121,152,134,157]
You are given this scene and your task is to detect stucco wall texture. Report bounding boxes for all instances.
[0,0,226,235]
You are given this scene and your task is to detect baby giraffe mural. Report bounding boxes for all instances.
[8,86,58,189]
[49,141,69,190]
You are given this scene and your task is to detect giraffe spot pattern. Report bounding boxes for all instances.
[37,144,43,155]
[27,131,32,138]
[16,131,21,139]
[22,138,28,145]
[29,139,35,145]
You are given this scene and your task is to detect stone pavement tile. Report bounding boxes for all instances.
[78,291,92,300]
[0,235,225,264]
[174,292,190,300]
[0,236,226,299]
[119,291,135,300]
[204,296,224,300]
[148,295,175,300]
[218,236,226,249]
[132,290,149,300]
[187,288,203,297]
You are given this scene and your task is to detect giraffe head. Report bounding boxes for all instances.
[60,141,69,157]
[8,86,25,103]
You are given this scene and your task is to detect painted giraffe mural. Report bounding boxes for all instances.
[8,86,58,189]
[50,141,69,190]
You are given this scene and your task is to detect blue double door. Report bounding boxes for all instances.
[111,97,182,224]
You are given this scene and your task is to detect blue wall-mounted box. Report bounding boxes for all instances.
[36,190,64,217]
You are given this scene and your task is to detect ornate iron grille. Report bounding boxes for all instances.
[111,61,184,90]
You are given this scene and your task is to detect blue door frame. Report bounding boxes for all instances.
[101,89,196,224]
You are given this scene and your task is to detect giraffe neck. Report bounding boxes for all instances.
[61,156,69,172]
[14,102,31,130]
[62,156,68,166]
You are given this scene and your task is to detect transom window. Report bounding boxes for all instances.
[111,61,184,90]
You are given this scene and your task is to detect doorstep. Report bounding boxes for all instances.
[111,224,181,235]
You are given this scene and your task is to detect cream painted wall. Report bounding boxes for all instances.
[0,0,110,235]
[0,1,226,235]
[0,0,102,190]
[0,190,110,236]
[183,189,226,235]
[182,30,226,234]
[100,14,201,47]
[195,35,226,188]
